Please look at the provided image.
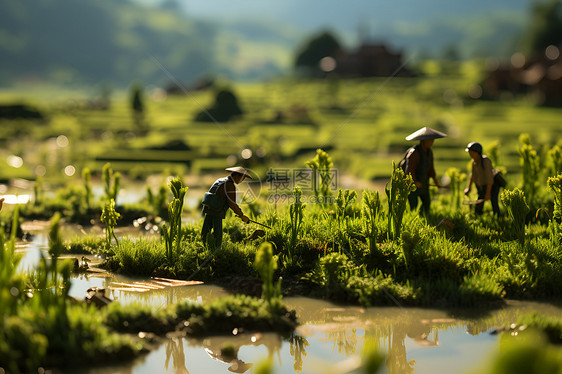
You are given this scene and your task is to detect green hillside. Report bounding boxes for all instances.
[0,0,216,85]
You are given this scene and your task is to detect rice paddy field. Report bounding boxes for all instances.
[1,60,562,374]
[1,60,560,188]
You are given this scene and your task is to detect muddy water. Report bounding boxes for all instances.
[17,231,562,374]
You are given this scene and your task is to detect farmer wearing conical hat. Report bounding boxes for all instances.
[201,166,251,248]
[404,127,447,214]
[464,142,501,216]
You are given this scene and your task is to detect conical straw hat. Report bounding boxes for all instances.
[405,127,448,141]
[225,166,253,179]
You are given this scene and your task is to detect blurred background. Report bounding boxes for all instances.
[0,0,561,201]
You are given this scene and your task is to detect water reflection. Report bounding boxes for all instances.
[14,237,562,374]
[165,337,189,373]
[288,334,309,372]
[201,334,278,373]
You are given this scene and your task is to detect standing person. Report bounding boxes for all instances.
[404,127,447,215]
[464,142,501,216]
[201,167,251,248]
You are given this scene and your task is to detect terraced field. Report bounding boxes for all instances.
[1,67,560,189]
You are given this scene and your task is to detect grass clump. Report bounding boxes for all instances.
[501,188,530,248]
[180,294,297,336]
[112,238,165,276]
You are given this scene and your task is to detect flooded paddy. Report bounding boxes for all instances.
[16,228,562,374]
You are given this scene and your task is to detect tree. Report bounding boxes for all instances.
[294,31,341,73]
[131,83,144,114]
[522,0,562,56]
[130,82,147,131]
[195,88,243,122]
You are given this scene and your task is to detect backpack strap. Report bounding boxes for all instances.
[209,176,231,194]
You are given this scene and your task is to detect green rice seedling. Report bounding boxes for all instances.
[335,188,357,226]
[48,212,65,258]
[547,174,562,222]
[547,174,562,246]
[101,199,120,247]
[518,134,540,206]
[146,181,168,218]
[385,163,416,240]
[362,189,382,252]
[102,162,121,204]
[305,148,334,204]
[43,213,73,304]
[161,177,188,264]
[445,167,466,210]
[33,175,43,207]
[501,188,530,248]
[288,186,305,258]
[255,242,282,310]
[82,167,92,210]
[547,143,562,177]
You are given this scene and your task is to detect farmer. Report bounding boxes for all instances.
[201,166,251,248]
[464,142,501,216]
[404,127,447,215]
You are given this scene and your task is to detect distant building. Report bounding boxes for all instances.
[481,45,562,106]
[333,43,412,78]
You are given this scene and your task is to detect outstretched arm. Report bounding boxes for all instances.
[224,182,249,223]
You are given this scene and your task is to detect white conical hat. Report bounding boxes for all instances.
[225,166,253,179]
[405,127,448,141]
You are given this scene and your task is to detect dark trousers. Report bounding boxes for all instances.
[201,214,223,248]
[408,188,431,215]
[475,184,500,215]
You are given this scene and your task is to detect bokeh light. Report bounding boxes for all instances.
[545,45,560,61]
[511,52,525,68]
[2,195,31,204]
[64,165,76,176]
[56,135,69,147]
[7,155,23,168]
[319,56,337,72]
[241,148,253,159]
